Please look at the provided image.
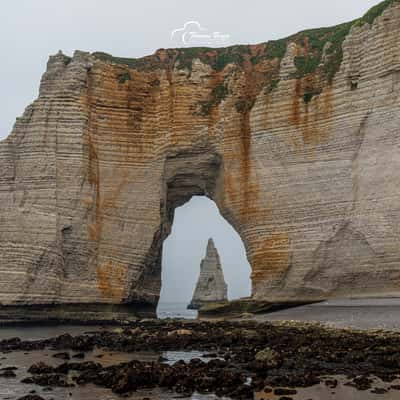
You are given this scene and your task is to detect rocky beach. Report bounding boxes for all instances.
[1,0,400,399]
[1,305,400,400]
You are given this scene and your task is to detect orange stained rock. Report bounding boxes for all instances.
[251,233,290,284]
[97,261,128,301]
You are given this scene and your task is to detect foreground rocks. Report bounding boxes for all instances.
[2,320,400,399]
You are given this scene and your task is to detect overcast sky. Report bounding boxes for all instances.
[0,1,380,304]
[160,197,252,304]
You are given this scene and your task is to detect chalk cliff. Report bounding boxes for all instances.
[0,1,400,312]
[188,239,228,310]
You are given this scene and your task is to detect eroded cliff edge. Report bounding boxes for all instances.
[0,1,399,309]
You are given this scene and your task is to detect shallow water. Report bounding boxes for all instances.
[2,338,399,400]
[157,302,198,319]
[2,299,400,399]
[0,347,223,400]
[0,302,212,400]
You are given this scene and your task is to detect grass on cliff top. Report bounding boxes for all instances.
[92,0,398,82]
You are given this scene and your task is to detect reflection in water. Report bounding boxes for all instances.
[1,346,399,399]
[2,300,400,400]
[0,346,226,400]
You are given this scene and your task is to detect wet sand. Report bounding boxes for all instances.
[255,377,400,400]
[0,325,107,341]
[0,348,217,400]
[2,300,400,399]
[256,298,400,330]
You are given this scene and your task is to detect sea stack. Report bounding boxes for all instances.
[188,239,228,310]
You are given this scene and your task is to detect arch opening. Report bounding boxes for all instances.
[157,196,252,318]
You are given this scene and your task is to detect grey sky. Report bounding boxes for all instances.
[0,1,380,303]
[160,197,251,303]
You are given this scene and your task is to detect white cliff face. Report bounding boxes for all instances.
[0,2,400,312]
[188,239,228,309]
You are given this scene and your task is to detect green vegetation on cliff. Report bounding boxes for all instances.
[93,0,397,83]
[199,83,229,116]
[117,71,131,84]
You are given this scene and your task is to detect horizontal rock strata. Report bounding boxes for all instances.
[188,239,228,309]
[0,1,400,308]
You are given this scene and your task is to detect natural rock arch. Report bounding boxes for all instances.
[0,2,400,316]
[138,146,253,309]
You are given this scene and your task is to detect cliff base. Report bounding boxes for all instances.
[0,303,156,326]
[198,298,315,318]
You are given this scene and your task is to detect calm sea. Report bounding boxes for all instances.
[157,302,198,319]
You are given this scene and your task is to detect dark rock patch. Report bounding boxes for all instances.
[4,319,400,399]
